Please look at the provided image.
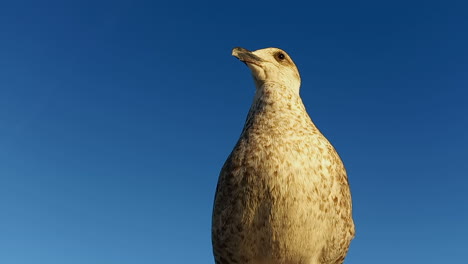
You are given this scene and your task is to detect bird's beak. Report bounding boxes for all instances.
[232,47,263,67]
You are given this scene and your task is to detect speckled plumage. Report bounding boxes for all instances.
[212,47,355,264]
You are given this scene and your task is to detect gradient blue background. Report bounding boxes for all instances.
[1,0,467,263]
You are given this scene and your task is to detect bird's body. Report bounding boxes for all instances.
[212,47,354,264]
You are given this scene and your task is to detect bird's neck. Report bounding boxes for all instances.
[253,82,301,108]
[241,82,314,135]
[255,81,300,96]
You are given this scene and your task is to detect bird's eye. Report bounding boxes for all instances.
[278,53,285,60]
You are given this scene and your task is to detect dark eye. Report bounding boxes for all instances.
[278,53,285,60]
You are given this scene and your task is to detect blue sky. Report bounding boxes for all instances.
[0,0,467,263]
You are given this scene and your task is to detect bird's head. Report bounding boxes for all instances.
[232,47,301,93]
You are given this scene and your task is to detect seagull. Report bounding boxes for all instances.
[212,47,355,264]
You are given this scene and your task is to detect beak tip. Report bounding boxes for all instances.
[232,47,241,58]
[232,47,250,58]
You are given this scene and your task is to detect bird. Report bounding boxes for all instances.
[212,47,355,264]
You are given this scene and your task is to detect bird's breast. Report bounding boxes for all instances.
[226,130,338,258]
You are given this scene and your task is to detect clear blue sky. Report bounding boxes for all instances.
[0,0,467,263]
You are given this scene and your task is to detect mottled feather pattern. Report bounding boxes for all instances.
[212,48,354,264]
